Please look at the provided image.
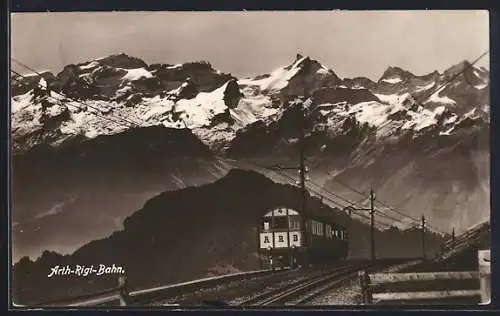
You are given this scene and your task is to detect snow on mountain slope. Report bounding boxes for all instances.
[11,53,489,157]
[415,81,435,92]
[230,95,278,126]
[120,67,154,81]
[238,54,341,99]
[135,80,233,129]
[11,54,489,154]
[11,60,245,152]
[381,77,403,84]
[238,56,307,92]
[425,85,457,105]
[373,92,410,106]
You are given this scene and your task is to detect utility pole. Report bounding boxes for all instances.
[298,105,309,267]
[369,186,376,261]
[298,76,310,267]
[344,184,376,261]
[452,227,455,248]
[286,208,292,268]
[347,207,353,259]
[421,215,426,260]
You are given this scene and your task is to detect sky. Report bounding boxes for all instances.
[11,11,489,81]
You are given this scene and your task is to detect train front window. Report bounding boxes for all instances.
[261,215,301,231]
[288,216,301,230]
[273,217,288,229]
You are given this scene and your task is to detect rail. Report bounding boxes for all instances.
[359,249,490,305]
[240,259,418,306]
[438,221,489,259]
[438,229,489,262]
[239,264,355,305]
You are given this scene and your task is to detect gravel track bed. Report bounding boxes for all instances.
[149,269,303,306]
[150,263,349,306]
[230,266,347,305]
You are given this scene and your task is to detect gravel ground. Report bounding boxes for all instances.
[308,260,422,305]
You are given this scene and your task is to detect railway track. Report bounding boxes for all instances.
[236,264,352,306]
[238,260,409,306]
[156,262,353,306]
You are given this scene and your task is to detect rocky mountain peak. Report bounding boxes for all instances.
[379,66,415,83]
[417,70,441,82]
[443,59,489,83]
[223,79,244,109]
[94,53,148,69]
[11,71,57,96]
[342,77,377,90]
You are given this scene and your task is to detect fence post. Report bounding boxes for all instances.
[358,271,371,304]
[478,249,491,304]
[365,272,372,304]
[118,275,130,306]
[358,271,366,304]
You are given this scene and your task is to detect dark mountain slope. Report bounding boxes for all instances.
[11,126,225,262]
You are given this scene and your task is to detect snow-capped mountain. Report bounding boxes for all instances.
[11,53,490,261]
[12,53,489,154]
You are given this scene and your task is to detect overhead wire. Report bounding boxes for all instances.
[303,50,489,235]
[365,49,489,138]
[11,71,137,129]
[303,175,403,228]
[234,157,393,229]
[12,58,144,127]
[220,146,417,230]
[412,50,489,105]
[273,168,384,226]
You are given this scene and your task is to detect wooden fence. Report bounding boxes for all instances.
[359,249,490,305]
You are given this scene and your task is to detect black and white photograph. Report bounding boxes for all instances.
[10,10,491,307]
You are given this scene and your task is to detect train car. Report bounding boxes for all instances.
[258,206,348,269]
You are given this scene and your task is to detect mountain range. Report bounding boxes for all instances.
[11,53,490,263]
